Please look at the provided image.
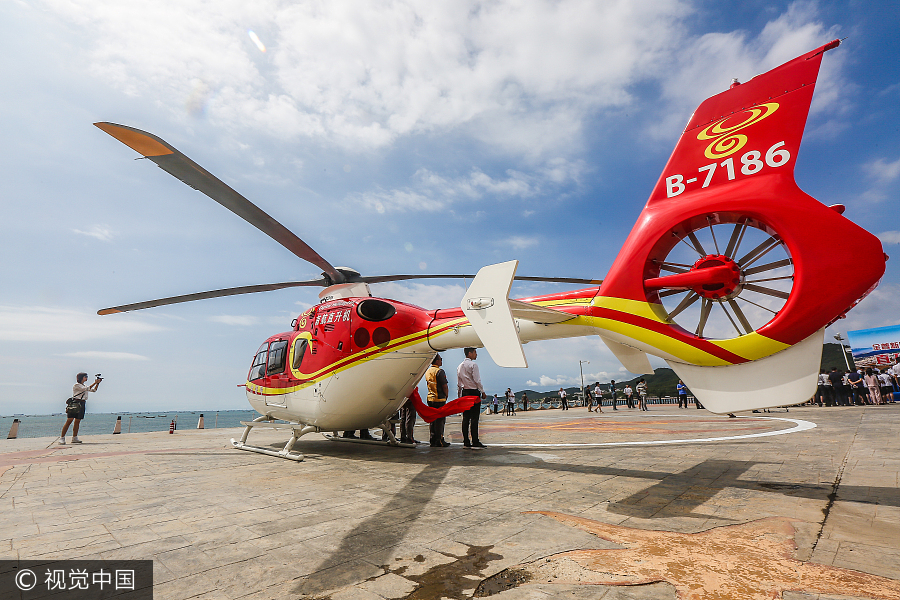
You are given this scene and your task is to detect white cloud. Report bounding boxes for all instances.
[40,0,689,155]
[72,225,115,242]
[352,162,583,213]
[368,281,465,310]
[651,1,842,140]
[496,236,539,251]
[526,370,611,388]
[57,351,150,361]
[878,231,900,245]
[208,314,261,326]
[831,283,900,333]
[854,156,900,204]
[864,157,900,185]
[0,306,163,342]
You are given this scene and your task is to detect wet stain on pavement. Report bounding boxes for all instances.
[395,544,503,600]
[473,567,531,596]
[308,544,502,600]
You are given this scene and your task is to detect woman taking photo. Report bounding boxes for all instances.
[59,372,101,444]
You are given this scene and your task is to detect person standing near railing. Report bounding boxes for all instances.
[636,379,648,411]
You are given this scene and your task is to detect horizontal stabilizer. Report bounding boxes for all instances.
[667,329,824,414]
[462,261,527,368]
[599,336,654,375]
[509,299,575,324]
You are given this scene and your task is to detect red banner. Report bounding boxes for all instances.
[409,388,480,423]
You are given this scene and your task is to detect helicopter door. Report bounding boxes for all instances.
[316,305,352,357]
[312,305,352,406]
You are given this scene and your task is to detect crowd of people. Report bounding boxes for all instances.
[815,364,900,406]
[64,352,900,447]
[489,377,680,414]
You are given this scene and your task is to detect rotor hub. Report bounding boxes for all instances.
[690,254,742,300]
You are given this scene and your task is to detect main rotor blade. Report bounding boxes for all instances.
[358,274,603,285]
[95,122,345,285]
[98,279,328,315]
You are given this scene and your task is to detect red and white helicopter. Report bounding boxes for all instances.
[97,40,885,460]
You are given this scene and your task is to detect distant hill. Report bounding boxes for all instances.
[514,368,681,399]
[513,342,856,399]
[821,342,855,371]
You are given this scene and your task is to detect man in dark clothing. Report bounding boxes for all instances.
[609,380,618,410]
[846,369,866,405]
[425,354,450,447]
[827,367,844,406]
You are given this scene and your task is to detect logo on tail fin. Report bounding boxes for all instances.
[697,102,779,159]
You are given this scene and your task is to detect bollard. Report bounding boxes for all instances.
[113,416,122,434]
[7,419,20,439]
[197,414,204,429]
[169,419,175,434]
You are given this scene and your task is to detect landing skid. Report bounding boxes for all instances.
[323,434,417,449]
[322,418,417,448]
[230,416,317,461]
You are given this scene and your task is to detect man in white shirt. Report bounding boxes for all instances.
[558,388,568,410]
[457,348,487,448]
[593,383,603,413]
[879,371,894,403]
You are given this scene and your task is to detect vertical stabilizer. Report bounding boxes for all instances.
[462,261,528,368]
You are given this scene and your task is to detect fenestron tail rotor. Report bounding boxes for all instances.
[95,122,601,316]
[643,216,793,340]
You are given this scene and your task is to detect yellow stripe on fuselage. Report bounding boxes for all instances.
[248,324,446,396]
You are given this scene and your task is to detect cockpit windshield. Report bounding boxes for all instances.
[266,340,288,375]
[249,342,268,381]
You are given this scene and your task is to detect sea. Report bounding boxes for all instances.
[3,396,694,440]
[1,410,261,440]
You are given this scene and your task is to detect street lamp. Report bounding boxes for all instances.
[579,360,590,404]
[834,334,852,370]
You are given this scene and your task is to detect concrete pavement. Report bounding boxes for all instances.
[2,405,899,599]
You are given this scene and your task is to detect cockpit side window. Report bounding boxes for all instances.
[249,343,268,381]
[292,339,308,370]
[267,340,289,375]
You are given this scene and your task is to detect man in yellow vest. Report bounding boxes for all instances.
[426,354,451,447]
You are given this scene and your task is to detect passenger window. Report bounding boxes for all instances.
[249,343,268,381]
[267,340,288,375]
[292,339,308,370]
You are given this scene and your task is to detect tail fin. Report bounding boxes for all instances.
[589,40,886,409]
[648,40,840,204]
[598,40,885,359]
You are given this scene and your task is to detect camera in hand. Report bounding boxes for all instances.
[95,374,103,381]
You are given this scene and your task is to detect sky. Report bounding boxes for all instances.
[1,0,898,415]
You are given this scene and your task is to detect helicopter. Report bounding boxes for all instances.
[96,39,885,461]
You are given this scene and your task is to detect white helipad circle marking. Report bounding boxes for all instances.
[488,414,816,448]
